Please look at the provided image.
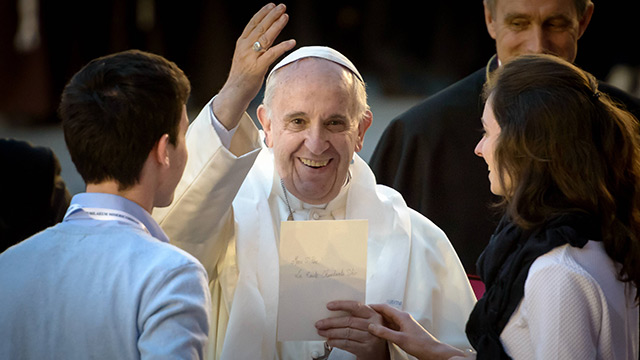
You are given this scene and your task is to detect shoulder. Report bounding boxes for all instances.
[528,245,595,284]
[524,245,605,310]
[132,231,207,273]
[407,207,449,241]
[399,201,461,267]
[373,183,448,238]
[598,81,640,117]
[391,66,487,126]
[58,223,206,275]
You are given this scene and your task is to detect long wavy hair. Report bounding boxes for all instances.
[485,54,640,299]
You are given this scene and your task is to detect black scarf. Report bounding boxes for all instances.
[465,213,601,359]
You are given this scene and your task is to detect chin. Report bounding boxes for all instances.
[154,195,174,208]
[292,186,333,205]
[490,186,506,196]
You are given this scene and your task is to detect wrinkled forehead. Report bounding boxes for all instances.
[491,0,582,17]
[268,59,356,109]
[265,59,362,121]
[271,58,353,84]
[267,45,363,82]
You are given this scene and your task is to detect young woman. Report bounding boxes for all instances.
[368,54,640,359]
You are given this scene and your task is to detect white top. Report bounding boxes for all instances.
[501,241,639,360]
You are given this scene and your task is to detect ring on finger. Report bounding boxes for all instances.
[252,41,264,52]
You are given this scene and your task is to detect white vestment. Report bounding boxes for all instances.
[153,99,477,360]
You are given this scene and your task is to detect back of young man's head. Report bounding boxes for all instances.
[59,50,190,190]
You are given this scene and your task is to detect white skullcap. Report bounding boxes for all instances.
[267,46,363,83]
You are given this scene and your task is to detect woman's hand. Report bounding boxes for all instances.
[368,303,473,360]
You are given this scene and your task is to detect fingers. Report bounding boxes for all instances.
[317,325,371,343]
[316,310,389,359]
[324,337,377,355]
[316,314,371,333]
[258,34,296,67]
[254,5,288,50]
[240,3,289,52]
[369,303,408,327]
[367,304,411,346]
[240,3,277,40]
[253,6,295,65]
[368,322,404,344]
[233,3,296,74]
[326,300,377,318]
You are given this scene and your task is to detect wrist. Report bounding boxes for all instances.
[211,90,250,131]
[430,342,467,360]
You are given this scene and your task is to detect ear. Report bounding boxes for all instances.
[153,134,171,167]
[577,2,594,39]
[355,110,373,152]
[484,0,497,40]
[257,104,274,148]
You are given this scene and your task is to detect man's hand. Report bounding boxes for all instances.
[213,3,296,130]
[315,300,390,360]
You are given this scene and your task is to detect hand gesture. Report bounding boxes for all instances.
[213,3,296,130]
[315,300,390,360]
[368,304,473,360]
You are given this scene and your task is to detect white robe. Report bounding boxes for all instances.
[153,100,477,360]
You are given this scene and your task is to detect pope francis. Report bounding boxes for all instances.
[153,4,476,360]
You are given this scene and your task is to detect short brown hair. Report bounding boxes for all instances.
[59,50,190,189]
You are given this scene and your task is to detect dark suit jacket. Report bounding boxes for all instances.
[0,139,71,251]
[369,56,640,275]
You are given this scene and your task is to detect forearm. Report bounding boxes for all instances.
[211,85,256,132]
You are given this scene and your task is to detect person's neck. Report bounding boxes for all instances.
[85,181,154,213]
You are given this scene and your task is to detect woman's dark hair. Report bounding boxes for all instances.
[59,49,190,190]
[484,54,640,299]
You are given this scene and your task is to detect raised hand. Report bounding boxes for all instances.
[213,3,296,130]
[315,300,390,360]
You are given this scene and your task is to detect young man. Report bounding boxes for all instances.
[0,50,211,359]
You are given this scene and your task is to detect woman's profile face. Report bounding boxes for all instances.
[475,97,508,195]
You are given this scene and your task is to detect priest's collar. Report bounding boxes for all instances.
[486,54,499,80]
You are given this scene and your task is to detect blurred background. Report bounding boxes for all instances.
[1,0,639,195]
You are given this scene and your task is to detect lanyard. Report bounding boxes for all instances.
[63,203,149,235]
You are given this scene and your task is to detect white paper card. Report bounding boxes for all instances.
[277,219,368,341]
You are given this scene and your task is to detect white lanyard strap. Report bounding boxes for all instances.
[63,204,149,234]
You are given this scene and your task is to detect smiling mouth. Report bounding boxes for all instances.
[300,157,330,168]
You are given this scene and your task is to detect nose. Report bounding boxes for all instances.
[474,137,484,157]
[523,26,548,54]
[305,125,330,155]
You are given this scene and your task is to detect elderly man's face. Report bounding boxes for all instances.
[484,0,593,64]
[257,59,371,205]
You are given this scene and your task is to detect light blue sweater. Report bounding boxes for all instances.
[0,193,210,359]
